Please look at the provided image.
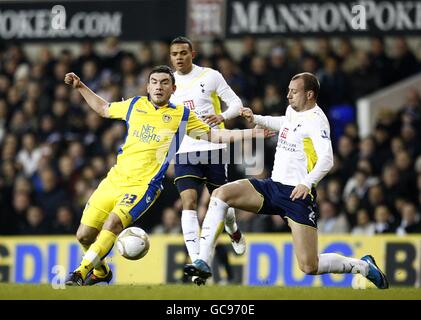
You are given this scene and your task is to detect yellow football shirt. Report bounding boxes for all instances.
[106,96,210,187]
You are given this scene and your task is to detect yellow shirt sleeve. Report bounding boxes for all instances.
[186,109,211,139]
[108,98,134,120]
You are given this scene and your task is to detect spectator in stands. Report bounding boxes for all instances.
[75,41,102,75]
[336,135,358,182]
[152,207,182,234]
[380,164,402,210]
[400,124,421,158]
[51,205,78,234]
[396,202,421,235]
[20,206,49,235]
[365,184,386,214]
[239,35,257,76]
[326,178,343,207]
[349,50,381,102]
[248,56,268,98]
[336,38,359,73]
[399,89,421,128]
[368,37,393,86]
[343,168,376,202]
[266,44,294,102]
[16,132,42,178]
[394,150,417,202]
[35,167,69,220]
[343,193,361,227]
[391,37,419,83]
[318,200,349,234]
[373,205,395,234]
[351,208,375,235]
[317,55,349,110]
[10,190,31,233]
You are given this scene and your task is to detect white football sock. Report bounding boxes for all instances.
[224,207,238,235]
[317,253,369,276]
[181,210,200,262]
[198,197,228,265]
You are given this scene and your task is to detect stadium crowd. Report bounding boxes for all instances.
[0,36,420,236]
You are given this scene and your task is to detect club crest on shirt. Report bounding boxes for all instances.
[321,130,330,140]
[200,82,205,93]
[162,114,172,123]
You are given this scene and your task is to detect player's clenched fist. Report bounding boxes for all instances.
[64,72,82,89]
[239,107,254,123]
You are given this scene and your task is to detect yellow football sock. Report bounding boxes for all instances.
[76,230,116,280]
[80,243,110,277]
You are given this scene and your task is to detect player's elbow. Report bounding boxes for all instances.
[99,104,110,118]
[321,154,334,172]
[327,156,334,171]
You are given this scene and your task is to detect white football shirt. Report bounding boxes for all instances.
[171,64,243,153]
[254,105,334,189]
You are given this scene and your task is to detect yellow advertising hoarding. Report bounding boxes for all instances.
[0,234,420,287]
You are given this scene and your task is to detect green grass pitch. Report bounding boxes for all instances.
[1,284,420,300]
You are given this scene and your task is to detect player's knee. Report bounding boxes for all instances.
[76,229,96,246]
[180,190,198,210]
[211,186,228,202]
[181,197,197,210]
[299,262,319,275]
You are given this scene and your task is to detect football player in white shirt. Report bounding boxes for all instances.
[169,37,246,285]
[185,72,389,289]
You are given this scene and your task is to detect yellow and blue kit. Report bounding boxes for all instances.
[81,96,210,229]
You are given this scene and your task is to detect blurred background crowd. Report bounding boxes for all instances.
[0,35,421,237]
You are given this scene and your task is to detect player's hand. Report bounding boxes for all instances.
[64,72,82,89]
[204,114,224,126]
[240,107,254,123]
[255,125,277,138]
[290,184,310,201]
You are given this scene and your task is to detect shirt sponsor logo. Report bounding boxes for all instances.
[280,127,289,139]
[183,100,195,111]
[133,124,161,143]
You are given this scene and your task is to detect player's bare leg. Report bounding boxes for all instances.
[185,180,262,280]
[66,213,123,286]
[288,219,388,288]
[74,224,113,285]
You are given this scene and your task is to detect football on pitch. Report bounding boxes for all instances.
[116,227,150,260]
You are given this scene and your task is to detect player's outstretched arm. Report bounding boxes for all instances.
[64,72,110,118]
[240,107,283,131]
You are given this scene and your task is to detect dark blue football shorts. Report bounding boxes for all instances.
[249,178,319,228]
[174,149,228,194]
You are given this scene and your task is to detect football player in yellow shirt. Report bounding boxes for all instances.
[64,65,265,285]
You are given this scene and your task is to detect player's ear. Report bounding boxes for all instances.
[172,84,177,92]
[307,90,314,100]
[191,50,197,59]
